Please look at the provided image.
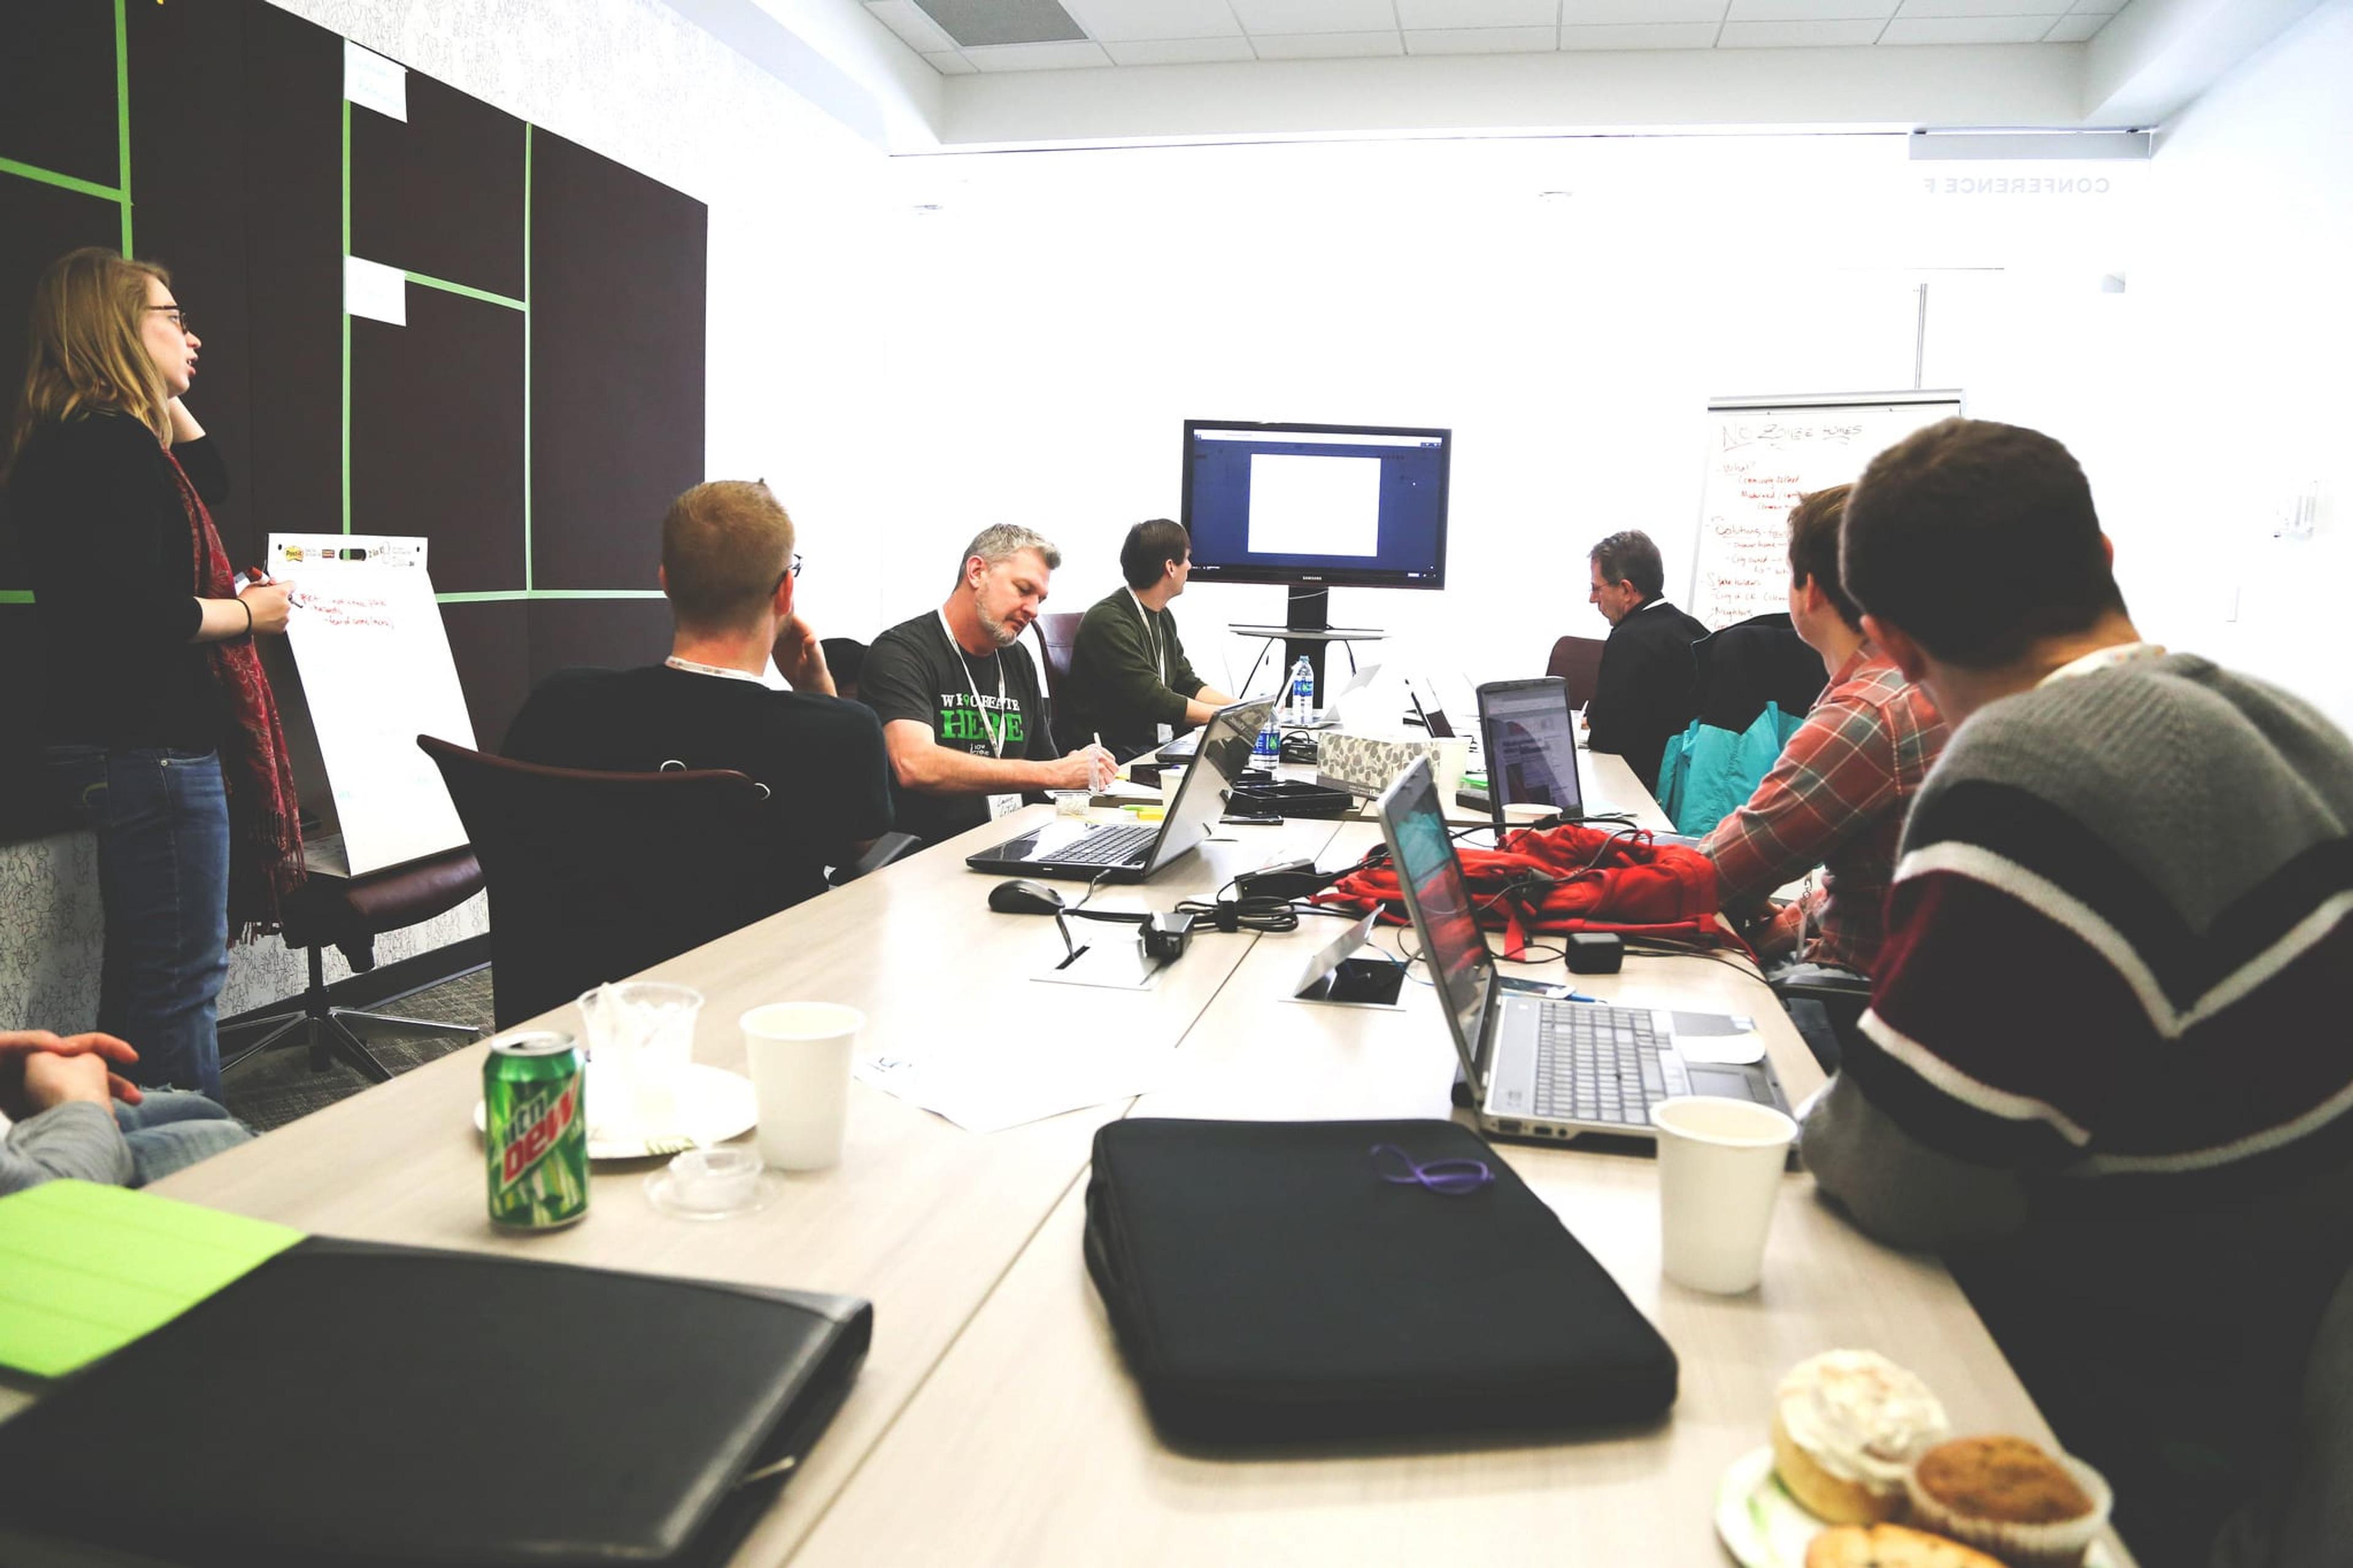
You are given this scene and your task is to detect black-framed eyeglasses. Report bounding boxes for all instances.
[772,553,803,591]
[148,306,194,335]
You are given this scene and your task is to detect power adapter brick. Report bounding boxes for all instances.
[1233,860,1334,902]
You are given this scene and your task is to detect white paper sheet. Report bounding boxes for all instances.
[344,256,407,326]
[343,39,407,121]
[854,1038,1173,1135]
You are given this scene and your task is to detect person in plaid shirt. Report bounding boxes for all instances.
[1700,483,1946,975]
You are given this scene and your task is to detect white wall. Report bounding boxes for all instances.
[845,133,2142,716]
[2091,0,2353,736]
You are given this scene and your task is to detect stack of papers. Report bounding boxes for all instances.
[855,1039,1175,1134]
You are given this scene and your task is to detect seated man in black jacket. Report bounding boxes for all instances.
[503,480,892,911]
[1583,529,1707,800]
[1063,519,1236,760]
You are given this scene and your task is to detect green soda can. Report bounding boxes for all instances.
[484,1031,589,1231]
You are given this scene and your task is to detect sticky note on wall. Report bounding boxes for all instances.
[344,39,407,122]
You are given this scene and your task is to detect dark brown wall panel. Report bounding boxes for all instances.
[441,600,532,754]
[529,129,706,590]
[350,72,526,301]
[349,289,526,593]
[528,597,674,691]
[0,180,122,589]
[240,0,344,551]
[0,0,119,188]
[128,0,257,562]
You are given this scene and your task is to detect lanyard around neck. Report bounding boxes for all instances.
[1125,588,1165,683]
[938,609,1008,759]
[664,655,765,685]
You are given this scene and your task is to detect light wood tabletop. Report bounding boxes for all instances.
[9,749,2130,1567]
[129,804,1352,1565]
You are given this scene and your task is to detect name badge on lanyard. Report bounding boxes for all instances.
[1131,590,1176,748]
[942,610,1021,822]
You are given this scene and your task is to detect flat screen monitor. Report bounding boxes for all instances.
[1180,420,1450,590]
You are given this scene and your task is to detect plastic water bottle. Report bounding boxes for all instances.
[1252,710,1281,773]
[1289,655,1316,725]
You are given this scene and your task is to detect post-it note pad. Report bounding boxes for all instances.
[0,1181,304,1377]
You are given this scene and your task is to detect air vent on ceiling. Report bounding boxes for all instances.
[912,0,1086,48]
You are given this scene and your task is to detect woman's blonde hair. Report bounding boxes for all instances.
[4,248,175,480]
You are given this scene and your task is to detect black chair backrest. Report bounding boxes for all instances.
[1544,634,1607,710]
[1034,610,1085,711]
[1688,612,1824,731]
[418,737,774,1030]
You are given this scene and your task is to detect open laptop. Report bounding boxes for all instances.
[1376,757,1792,1144]
[1159,665,1379,763]
[1466,676,1585,823]
[969,699,1275,882]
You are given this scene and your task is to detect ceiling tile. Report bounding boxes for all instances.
[1229,0,1401,34]
[1060,0,1246,41]
[1102,34,1260,59]
[1556,20,1721,44]
[1896,0,2063,17]
[1561,0,1727,23]
[961,39,1117,67]
[1396,0,1558,26]
[915,0,1091,46]
[2040,11,2109,37]
[1717,17,1887,42]
[1405,25,1560,51]
[1248,28,1407,55]
[1726,0,1891,20]
[922,48,981,71]
[1879,13,2058,39]
[867,0,961,53]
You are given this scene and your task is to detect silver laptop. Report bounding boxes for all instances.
[968,699,1274,882]
[1471,676,1585,824]
[1376,757,1792,1143]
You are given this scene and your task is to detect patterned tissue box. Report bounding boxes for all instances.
[1314,730,1449,799]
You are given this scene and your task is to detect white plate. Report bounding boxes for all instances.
[1714,1445,2118,1568]
[472,1063,757,1161]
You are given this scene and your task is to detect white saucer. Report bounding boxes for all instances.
[642,1165,785,1221]
[472,1062,757,1161]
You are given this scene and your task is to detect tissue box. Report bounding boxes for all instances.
[1316,731,1465,799]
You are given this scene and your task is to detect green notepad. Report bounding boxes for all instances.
[0,1181,304,1377]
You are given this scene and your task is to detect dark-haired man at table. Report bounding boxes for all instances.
[1064,518,1235,761]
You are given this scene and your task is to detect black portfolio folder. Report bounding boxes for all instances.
[1085,1118,1677,1444]
[0,1237,870,1567]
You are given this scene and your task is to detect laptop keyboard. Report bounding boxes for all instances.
[1530,1003,1692,1127]
[1046,822,1159,867]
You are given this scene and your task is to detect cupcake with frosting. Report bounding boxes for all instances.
[1771,1350,1952,1523]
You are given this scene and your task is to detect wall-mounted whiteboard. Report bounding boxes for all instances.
[1689,392,1963,629]
[268,534,476,876]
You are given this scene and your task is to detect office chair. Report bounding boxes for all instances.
[1033,611,1086,711]
[819,636,868,705]
[419,738,918,1030]
[218,846,485,1083]
[1544,635,1607,711]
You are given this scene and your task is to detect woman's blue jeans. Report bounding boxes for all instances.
[45,746,232,1102]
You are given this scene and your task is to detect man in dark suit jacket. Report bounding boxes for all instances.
[1584,530,1707,799]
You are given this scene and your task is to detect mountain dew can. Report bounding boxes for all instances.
[485,1031,588,1231]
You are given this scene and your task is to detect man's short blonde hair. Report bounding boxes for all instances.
[661,480,795,631]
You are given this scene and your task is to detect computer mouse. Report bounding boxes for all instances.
[988,878,1066,915]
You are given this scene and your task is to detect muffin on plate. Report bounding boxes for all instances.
[1905,1434,2113,1568]
[1771,1350,1952,1523]
[1805,1523,2006,1568]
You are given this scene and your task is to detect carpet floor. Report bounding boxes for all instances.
[220,967,496,1134]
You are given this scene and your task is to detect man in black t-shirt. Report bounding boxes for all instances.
[504,481,892,912]
[861,526,1116,848]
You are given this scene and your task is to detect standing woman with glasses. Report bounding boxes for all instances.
[2,249,305,1102]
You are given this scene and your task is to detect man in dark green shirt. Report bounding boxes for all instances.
[1064,520,1235,760]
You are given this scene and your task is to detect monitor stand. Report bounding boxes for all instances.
[1228,587,1386,702]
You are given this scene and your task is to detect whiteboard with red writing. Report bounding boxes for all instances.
[268,534,476,876]
[1689,392,1962,629]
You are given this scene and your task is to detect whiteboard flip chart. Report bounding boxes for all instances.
[269,535,476,876]
[1689,392,1962,629]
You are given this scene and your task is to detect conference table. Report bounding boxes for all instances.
[26,751,2130,1566]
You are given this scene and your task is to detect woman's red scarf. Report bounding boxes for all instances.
[165,447,305,937]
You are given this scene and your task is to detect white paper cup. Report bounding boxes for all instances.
[1650,1095,1799,1294]
[1431,737,1471,801]
[740,1002,862,1171]
[1158,767,1188,808]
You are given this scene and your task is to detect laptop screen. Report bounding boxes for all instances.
[1150,699,1273,871]
[1477,678,1583,819]
[1376,758,1492,1075]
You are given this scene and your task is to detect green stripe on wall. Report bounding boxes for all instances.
[340,95,351,534]
[523,123,534,594]
[403,270,523,311]
[0,157,122,203]
[0,591,34,605]
[114,0,132,253]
